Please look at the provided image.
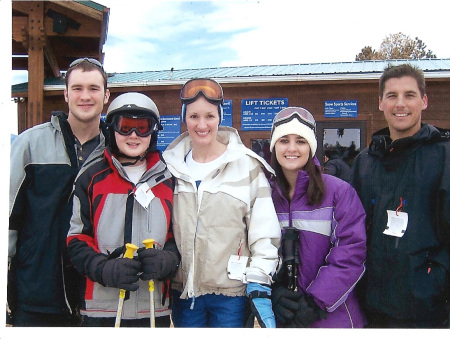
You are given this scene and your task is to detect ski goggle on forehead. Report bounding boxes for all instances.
[113,114,157,137]
[271,107,316,133]
[69,57,104,71]
[180,78,223,103]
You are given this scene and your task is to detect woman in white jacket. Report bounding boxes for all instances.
[163,78,281,328]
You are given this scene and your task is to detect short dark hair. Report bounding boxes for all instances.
[379,63,426,98]
[65,59,108,91]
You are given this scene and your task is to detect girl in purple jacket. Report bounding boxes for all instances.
[269,107,367,328]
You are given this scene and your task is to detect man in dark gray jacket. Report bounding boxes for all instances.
[351,63,450,328]
[323,148,352,182]
[8,58,110,326]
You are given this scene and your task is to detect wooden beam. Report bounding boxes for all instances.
[13,1,93,19]
[12,16,28,43]
[12,1,32,15]
[27,1,45,128]
[13,16,102,41]
[48,0,104,21]
[44,16,102,37]
[44,36,60,77]
[17,101,28,135]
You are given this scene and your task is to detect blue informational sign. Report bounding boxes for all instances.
[157,115,181,151]
[221,99,233,127]
[324,100,358,118]
[241,98,288,131]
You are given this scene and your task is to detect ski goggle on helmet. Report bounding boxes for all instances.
[113,114,158,137]
[106,92,162,137]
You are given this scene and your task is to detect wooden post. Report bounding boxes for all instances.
[27,1,45,129]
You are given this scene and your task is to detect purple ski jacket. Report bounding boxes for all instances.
[270,170,367,328]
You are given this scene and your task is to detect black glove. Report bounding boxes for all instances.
[101,257,141,291]
[292,295,327,328]
[271,284,302,324]
[272,285,326,327]
[137,247,180,281]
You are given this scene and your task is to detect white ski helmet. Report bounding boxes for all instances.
[106,92,162,129]
[106,92,163,155]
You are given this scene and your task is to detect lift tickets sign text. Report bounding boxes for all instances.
[324,100,358,118]
[241,98,288,131]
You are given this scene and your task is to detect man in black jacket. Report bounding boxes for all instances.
[8,58,110,326]
[351,63,450,328]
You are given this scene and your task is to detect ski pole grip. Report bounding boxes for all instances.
[282,227,300,291]
[124,243,139,259]
[283,227,299,261]
[119,243,138,299]
[143,239,155,250]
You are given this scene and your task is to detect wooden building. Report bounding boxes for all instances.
[11,2,450,163]
[12,58,450,164]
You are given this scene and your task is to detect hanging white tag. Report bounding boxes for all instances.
[134,182,155,209]
[383,210,408,238]
[227,255,249,281]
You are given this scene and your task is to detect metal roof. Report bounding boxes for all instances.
[12,58,450,94]
[76,0,108,12]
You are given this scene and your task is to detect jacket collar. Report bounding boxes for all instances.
[369,123,443,158]
[105,148,168,185]
[270,170,310,205]
[368,123,444,170]
[51,110,109,144]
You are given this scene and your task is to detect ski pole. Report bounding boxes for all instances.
[282,227,300,291]
[143,238,156,328]
[115,243,138,328]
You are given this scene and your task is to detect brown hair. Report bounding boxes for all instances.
[379,63,426,98]
[65,60,108,91]
[271,150,325,205]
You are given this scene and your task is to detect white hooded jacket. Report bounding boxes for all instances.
[163,126,281,299]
